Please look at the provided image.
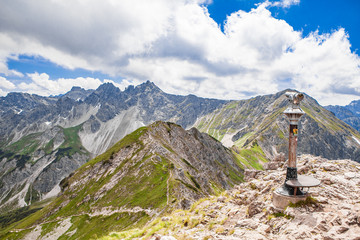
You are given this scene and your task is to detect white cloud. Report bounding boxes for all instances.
[0,0,359,105]
[270,0,300,8]
[17,72,103,96]
[0,76,16,90]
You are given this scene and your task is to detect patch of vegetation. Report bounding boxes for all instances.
[234,132,254,148]
[54,125,89,162]
[181,158,198,172]
[80,126,147,169]
[43,139,54,155]
[267,212,294,220]
[6,133,42,157]
[0,197,53,234]
[57,212,150,240]
[40,220,60,238]
[288,196,318,208]
[176,179,198,193]
[24,186,40,205]
[225,101,238,109]
[209,181,223,196]
[0,206,42,229]
[185,171,201,190]
[232,141,268,170]
[0,133,44,171]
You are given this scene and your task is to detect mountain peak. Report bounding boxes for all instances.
[136,80,161,91]
[70,86,83,91]
[94,82,120,96]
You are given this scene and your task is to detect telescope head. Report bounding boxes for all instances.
[285,92,304,106]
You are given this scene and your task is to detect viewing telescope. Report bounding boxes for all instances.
[285,92,304,107]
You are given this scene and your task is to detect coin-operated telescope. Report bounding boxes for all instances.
[274,91,320,204]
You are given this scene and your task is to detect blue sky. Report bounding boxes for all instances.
[0,0,359,105]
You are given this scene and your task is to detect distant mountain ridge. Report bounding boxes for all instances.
[0,81,227,213]
[194,90,360,161]
[325,99,360,132]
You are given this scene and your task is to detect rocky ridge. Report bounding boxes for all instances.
[194,90,360,162]
[103,155,360,240]
[1,121,246,239]
[0,82,226,212]
[325,99,360,132]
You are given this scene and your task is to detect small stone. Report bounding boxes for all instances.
[322,236,335,240]
[316,221,329,232]
[236,219,258,229]
[330,215,342,226]
[217,196,226,203]
[322,164,339,171]
[336,226,349,234]
[161,217,171,222]
[247,201,262,217]
[316,196,328,204]
[264,162,280,170]
[344,172,356,179]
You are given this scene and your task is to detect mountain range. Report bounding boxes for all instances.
[325,100,360,132]
[0,81,226,213]
[1,81,360,220]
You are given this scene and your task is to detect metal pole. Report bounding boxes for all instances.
[276,92,305,195]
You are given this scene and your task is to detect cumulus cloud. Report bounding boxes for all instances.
[17,72,103,96]
[270,0,300,8]
[0,0,359,105]
[0,76,16,90]
[0,76,16,96]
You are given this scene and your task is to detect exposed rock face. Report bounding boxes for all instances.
[194,90,360,162]
[123,155,360,240]
[325,99,360,132]
[0,126,88,213]
[0,81,226,155]
[2,121,243,239]
[0,82,226,212]
[60,86,94,101]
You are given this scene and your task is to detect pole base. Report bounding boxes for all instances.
[275,183,306,196]
[272,190,308,209]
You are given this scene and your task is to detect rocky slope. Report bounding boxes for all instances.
[0,125,89,213]
[194,90,360,162]
[101,155,360,240]
[0,82,226,212]
[0,121,245,239]
[325,99,360,132]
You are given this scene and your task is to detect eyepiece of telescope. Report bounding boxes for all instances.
[285,92,304,105]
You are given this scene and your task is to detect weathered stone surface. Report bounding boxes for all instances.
[146,155,360,240]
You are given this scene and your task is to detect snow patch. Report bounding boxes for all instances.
[45,121,51,125]
[352,136,360,146]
